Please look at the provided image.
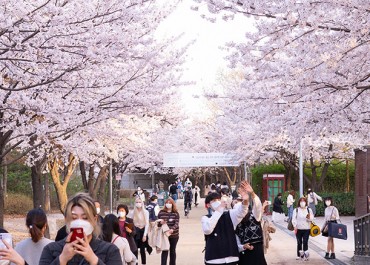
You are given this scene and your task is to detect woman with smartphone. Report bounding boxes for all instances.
[39,193,122,265]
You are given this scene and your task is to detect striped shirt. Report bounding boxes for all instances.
[158,210,180,238]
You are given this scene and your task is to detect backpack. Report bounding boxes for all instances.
[235,210,263,244]
[146,202,157,221]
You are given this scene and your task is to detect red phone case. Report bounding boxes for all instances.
[70,227,84,242]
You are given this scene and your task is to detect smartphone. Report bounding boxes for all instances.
[70,227,84,242]
[0,233,12,249]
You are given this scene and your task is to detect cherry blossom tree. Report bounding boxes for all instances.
[0,0,187,222]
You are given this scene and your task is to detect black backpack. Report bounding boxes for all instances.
[235,210,263,244]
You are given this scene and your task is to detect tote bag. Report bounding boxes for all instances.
[328,221,347,240]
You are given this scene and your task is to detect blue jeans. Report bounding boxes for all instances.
[171,193,178,202]
[288,205,294,220]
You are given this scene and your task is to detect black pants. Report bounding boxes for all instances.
[161,236,179,265]
[135,228,151,264]
[296,229,310,257]
[238,242,267,265]
[194,193,198,205]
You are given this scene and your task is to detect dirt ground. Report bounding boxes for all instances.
[3,213,65,244]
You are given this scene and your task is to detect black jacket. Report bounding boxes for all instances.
[39,237,122,265]
[273,196,284,214]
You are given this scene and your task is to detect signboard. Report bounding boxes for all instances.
[163,153,239,167]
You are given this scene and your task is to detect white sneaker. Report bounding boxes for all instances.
[304,251,310,261]
[296,257,301,260]
[299,250,304,259]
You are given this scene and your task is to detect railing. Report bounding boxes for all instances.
[354,213,370,256]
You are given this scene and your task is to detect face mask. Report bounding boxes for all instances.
[118,211,126,218]
[165,203,172,209]
[135,202,142,208]
[325,201,331,206]
[210,201,221,210]
[300,202,306,208]
[96,208,100,215]
[70,219,94,236]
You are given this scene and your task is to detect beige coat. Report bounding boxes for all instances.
[148,220,170,253]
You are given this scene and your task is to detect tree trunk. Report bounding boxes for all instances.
[0,173,4,227]
[92,166,108,200]
[87,164,95,195]
[44,174,51,212]
[223,167,236,187]
[2,157,7,196]
[80,161,88,192]
[48,154,78,213]
[31,162,44,208]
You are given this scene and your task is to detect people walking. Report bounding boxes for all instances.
[201,180,251,265]
[292,197,314,261]
[287,190,296,221]
[235,190,267,265]
[307,188,322,215]
[322,197,340,259]
[183,186,193,217]
[117,204,138,259]
[129,197,152,265]
[272,193,285,223]
[158,198,180,265]
[169,182,178,202]
[11,208,53,265]
[193,185,201,207]
[146,195,160,222]
[102,214,137,265]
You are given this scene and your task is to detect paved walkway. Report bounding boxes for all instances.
[146,198,355,265]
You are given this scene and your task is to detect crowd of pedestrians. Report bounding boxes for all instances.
[0,180,342,265]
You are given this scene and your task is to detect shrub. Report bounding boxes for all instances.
[5,193,33,215]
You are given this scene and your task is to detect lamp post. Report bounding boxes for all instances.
[299,139,303,197]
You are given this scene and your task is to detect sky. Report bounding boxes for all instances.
[156,1,254,118]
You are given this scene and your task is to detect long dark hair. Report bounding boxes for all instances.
[26,208,47,243]
[102,214,121,242]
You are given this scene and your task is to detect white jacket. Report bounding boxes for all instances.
[111,233,136,265]
[148,220,170,253]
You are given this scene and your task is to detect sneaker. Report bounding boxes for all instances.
[304,251,309,261]
[299,250,304,259]
[296,256,301,260]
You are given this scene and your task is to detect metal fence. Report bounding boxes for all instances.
[354,213,370,256]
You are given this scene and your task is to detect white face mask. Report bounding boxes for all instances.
[210,200,221,210]
[300,202,306,208]
[165,203,172,209]
[96,208,100,215]
[135,202,142,208]
[325,201,331,206]
[118,211,126,218]
[70,219,94,236]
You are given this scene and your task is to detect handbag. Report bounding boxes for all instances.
[310,221,321,237]
[287,218,294,231]
[322,222,329,237]
[328,221,347,240]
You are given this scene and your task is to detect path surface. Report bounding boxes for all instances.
[4,198,355,265]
